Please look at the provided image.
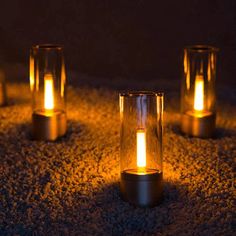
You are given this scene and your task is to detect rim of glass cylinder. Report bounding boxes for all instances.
[32,44,63,50]
[119,91,164,97]
[185,45,219,53]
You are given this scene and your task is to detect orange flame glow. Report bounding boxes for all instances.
[137,129,146,168]
[194,75,204,111]
[44,74,54,110]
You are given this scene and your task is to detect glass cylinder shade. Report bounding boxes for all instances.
[119,92,163,207]
[30,45,67,141]
[181,45,218,138]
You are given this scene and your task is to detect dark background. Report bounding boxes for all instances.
[0,0,235,85]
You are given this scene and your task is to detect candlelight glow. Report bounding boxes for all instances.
[119,96,124,120]
[44,74,54,110]
[194,75,204,111]
[184,51,190,90]
[29,57,34,92]
[137,129,146,168]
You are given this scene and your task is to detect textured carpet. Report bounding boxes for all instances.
[0,82,235,235]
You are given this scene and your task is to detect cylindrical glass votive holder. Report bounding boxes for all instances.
[119,92,163,207]
[30,44,67,141]
[181,45,218,138]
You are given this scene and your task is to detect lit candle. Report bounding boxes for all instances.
[31,44,67,141]
[29,55,34,92]
[181,45,218,138]
[32,73,66,140]
[120,92,163,207]
[182,74,215,137]
[44,74,54,113]
[137,129,146,172]
[185,74,212,119]
[31,73,66,140]
[185,74,212,118]
[194,74,204,112]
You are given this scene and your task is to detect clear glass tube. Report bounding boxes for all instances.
[119,91,163,206]
[30,44,67,140]
[30,44,66,113]
[181,45,218,138]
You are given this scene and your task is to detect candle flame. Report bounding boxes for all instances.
[29,57,34,92]
[44,74,54,110]
[194,75,204,111]
[137,129,146,168]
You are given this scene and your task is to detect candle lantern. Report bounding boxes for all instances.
[30,44,67,141]
[119,92,163,207]
[181,45,218,138]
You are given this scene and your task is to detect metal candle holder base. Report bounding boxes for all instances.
[120,170,163,207]
[181,112,216,138]
[32,110,66,141]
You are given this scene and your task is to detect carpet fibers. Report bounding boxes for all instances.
[0,83,235,235]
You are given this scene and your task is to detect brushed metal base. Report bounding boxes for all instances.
[32,110,66,141]
[120,170,163,207]
[181,112,216,138]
